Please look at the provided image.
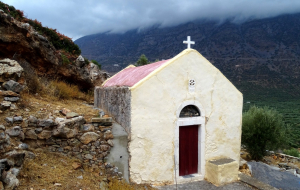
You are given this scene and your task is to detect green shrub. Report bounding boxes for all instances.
[136,54,149,66]
[242,106,287,160]
[84,57,89,65]
[61,54,70,65]
[283,148,299,157]
[91,60,101,70]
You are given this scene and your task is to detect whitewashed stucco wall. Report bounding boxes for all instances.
[128,49,243,185]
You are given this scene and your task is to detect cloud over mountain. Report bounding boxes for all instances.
[3,0,300,40]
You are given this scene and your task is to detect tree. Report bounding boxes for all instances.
[136,54,149,66]
[242,106,286,161]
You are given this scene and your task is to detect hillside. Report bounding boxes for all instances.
[75,13,300,93]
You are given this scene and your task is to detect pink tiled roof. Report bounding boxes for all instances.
[103,59,170,87]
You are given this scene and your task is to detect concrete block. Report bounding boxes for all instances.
[91,117,112,126]
[205,157,239,186]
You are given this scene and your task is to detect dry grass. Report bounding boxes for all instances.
[17,150,102,190]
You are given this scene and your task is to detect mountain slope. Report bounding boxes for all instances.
[75,13,300,93]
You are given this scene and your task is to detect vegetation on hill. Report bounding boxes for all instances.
[136,54,149,66]
[0,1,81,55]
[242,106,287,160]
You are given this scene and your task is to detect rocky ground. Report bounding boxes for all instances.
[0,58,154,190]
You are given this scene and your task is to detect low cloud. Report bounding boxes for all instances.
[3,0,300,40]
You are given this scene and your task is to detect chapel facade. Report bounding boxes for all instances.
[94,48,243,186]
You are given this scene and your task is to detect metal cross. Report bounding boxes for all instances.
[183,36,195,49]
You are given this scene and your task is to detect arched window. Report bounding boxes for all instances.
[179,105,200,118]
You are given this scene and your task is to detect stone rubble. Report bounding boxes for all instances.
[0,58,120,189]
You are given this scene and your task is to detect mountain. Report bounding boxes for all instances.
[75,13,300,94]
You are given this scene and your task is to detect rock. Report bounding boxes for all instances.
[72,162,82,170]
[4,150,25,167]
[77,175,83,179]
[107,139,114,147]
[55,117,65,123]
[0,132,10,144]
[5,117,13,124]
[3,80,23,93]
[66,112,79,119]
[38,119,55,128]
[18,143,28,150]
[13,116,23,123]
[100,145,110,151]
[81,124,94,132]
[0,125,5,131]
[85,154,93,160]
[52,126,78,139]
[10,103,18,110]
[25,129,37,139]
[104,130,114,140]
[28,115,38,127]
[37,130,52,140]
[0,59,24,83]
[1,101,11,110]
[0,90,19,97]
[4,97,20,102]
[61,108,71,116]
[99,181,108,190]
[56,116,85,129]
[35,127,43,134]
[24,151,35,159]
[54,183,62,186]
[75,55,85,67]
[2,169,19,190]
[91,117,112,126]
[6,126,21,137]
[80,132,100,144]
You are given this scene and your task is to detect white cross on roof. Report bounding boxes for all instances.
[183,36,195,49]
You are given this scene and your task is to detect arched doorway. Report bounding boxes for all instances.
[175,101,206,182]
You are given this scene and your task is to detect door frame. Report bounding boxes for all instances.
[174,100,206,183]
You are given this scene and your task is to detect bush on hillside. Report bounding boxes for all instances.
[283,148,299,157]
[91,60,101,70]
[242,106,286,161]
[136,54,149,66]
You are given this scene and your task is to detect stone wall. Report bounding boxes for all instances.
[94,87,131,132]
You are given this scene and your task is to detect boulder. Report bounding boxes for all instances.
[4,150,25,167]
[0,124,5,131]
[5,117,13,124]
[60,108,71,116]
[2,80,23,93]
[104,130,114,140]
[0,132,10,144]
[52,126,78,139]
[0,101,11,110]
[13,116,23,123]
[4,97,20,102]
[80,132,100,144]
[80,124,94,132]
[57,116,85,129]
[66,112,79,119]
[38,119,55,128]
[0,59,24,83]
[75,55,85,67]
[100,145,110,151]
[35,127,43,134]
[2,169,19,190]
[0,90,19,97]
[18,143,28,150]
[25,129,37,140]
[37,130,52,140]
[9,103,18,110]
[28,115,38,127]
[5,126,21,137]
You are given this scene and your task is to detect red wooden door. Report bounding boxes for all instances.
[179,125,198,176]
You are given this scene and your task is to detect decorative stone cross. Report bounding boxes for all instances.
[183,36,195,49]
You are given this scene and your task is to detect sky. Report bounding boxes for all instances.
[2,0,300,40]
